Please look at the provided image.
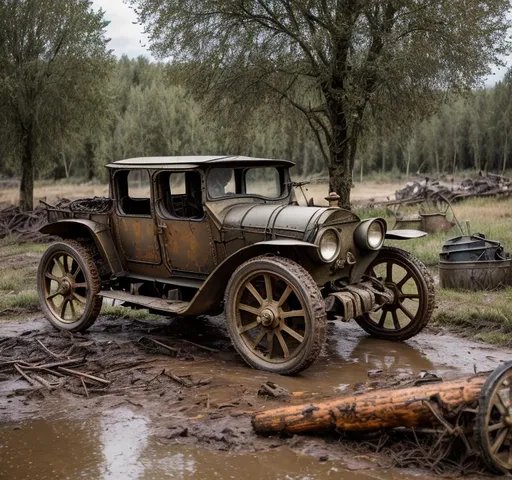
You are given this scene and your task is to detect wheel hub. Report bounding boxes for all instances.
[385,282,400,305]
[258,305,280,328]
[61,278,73,295]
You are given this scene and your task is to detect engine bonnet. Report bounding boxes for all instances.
[222,204,359,240]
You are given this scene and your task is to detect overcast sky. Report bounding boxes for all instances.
[92,0,508,86]
[93,0,152,59]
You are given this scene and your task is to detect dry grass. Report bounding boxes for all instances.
[0,241,45,313]
[0,181,109,206]
[2,179,512,345]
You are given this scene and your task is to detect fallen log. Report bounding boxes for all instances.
[253,374,486,435]
[253,364,512,475]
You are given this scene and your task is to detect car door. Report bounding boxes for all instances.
[154,170,216,275]
[112,169,163,268]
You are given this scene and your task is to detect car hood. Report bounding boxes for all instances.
[221,204,359,240]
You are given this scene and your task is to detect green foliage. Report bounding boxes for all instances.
[129,0,511,205]
[0,0,114,209]
[355,76,512,177]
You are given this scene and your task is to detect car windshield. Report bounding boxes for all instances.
[207,167,284,199]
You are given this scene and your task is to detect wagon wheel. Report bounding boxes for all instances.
[37,240,102,332]
[224,256,326,375]
[476,362,512,474]
[355,246,435,341]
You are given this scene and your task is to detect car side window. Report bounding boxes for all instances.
[245,167,281,198]
[207,168,236,198]
[116,170,152,216]
[157,171,204,219]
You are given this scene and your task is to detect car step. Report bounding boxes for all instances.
[99,290,189,314]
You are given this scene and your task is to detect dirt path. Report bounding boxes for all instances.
[0,311,508,478]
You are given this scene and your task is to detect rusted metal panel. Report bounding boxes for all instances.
[99,290,188,313]
[160,219,216,274]
[439,259,512,291]
[40,219,124,275]
[385,229,427,240]
[113,215,161,265]
[223,204,328,234]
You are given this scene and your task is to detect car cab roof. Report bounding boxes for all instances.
[106,156,295,169]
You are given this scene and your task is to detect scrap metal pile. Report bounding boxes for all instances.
[0,197,112,243]
[395,172,512,203]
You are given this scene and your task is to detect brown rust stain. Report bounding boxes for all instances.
[163,220,215,273]
[116,217,161,264]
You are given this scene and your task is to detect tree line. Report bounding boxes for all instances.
[0,1,510,210]
[355,74,512,180]
[3,55,512,187]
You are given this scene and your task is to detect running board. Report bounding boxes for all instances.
[99,290,189,315]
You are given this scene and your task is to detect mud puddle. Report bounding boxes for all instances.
[0,408,415,480]
[0,314,509,478]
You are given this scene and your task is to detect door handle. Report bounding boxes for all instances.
[156,223,168,234]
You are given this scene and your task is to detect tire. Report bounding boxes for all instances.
[355,246,435,340]
[37,240,102,332]
[475,362,512,474]
[224,255,326,375]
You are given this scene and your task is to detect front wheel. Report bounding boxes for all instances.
[355,246,435,340]
[37,240,103,332]
[224,256,326,375]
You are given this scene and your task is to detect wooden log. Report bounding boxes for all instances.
[252,374,487,435]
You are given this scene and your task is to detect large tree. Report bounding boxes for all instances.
[130,0,510,206]
[0,0,113,210]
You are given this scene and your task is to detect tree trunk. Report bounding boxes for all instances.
[84,141,95,180]
[324,88,354,208]
[19,131,34,212]
[252,374,486,435]
[502,131,508,175]
[328,160,352,209]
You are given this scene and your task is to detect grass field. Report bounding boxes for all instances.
[357,196,512,346]
[1,180,512,346]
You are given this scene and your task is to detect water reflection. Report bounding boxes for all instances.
[0,410,417,480]
[100,407,149,479]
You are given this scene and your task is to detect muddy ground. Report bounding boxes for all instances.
[1,308,511,479]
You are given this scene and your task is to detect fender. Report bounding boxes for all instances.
[385,229,427,240]
[182,240,318,316]
[40,219,124,275]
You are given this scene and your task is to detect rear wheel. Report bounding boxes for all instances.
[355,246,435,340]
[224,256,326,375]
[37,240,102,332]
[475,362,512,474]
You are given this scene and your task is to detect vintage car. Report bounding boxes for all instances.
[37,156,435,374]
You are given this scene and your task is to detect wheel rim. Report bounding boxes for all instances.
[234,271,309,364]
[365,256,423,333]
[41,251,89,324]
[480,367,512,471]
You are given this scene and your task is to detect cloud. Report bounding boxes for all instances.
[92,0,153,59]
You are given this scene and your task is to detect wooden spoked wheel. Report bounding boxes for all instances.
[476,362,512,474]
[355,247,435,341]
[225,256,326,375]
[37,240,102,332]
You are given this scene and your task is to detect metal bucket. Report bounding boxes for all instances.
[419,213,455,233]
[441,235,504,262]
[393,218,422,230]
[439,259,512,291]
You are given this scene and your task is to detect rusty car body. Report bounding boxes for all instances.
[37,156,435,374]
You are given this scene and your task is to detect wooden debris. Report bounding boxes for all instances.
[13,364,37,387]
[395,173,512,204]
[57,367,110,385]
[0,197,112,243]
[138,336,178,355]
[252,374,487,435]
[258,381,291,399]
